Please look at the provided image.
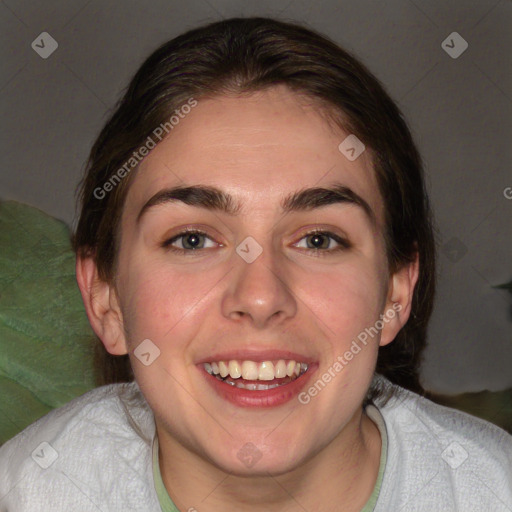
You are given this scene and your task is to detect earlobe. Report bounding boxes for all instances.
[75,255,128,356]
[379,252,420,347]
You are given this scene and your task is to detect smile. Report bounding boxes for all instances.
[200,357,316,407]
[204,359,309,390]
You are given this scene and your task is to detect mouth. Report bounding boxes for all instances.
[199,357,316,407]
[204,359,308,389]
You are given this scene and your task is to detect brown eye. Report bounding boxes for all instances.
[295,230,351,253]
[306,233,331,249]
[162,230,217,252]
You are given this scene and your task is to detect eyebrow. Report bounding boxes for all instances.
[136,182,376,225]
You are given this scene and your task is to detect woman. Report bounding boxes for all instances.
[1,17,510,512]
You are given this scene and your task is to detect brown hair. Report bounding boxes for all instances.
[73,17,436,399]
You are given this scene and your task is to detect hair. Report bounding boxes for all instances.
[72,17,437,402]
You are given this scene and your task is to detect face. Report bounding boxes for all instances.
[107,86,406,475]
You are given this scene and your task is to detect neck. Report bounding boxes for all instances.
[157,407,382,512]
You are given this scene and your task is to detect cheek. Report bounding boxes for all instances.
[302,259,386,344]
[117,261,221,349]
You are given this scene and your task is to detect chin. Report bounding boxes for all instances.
[201,437,310,477]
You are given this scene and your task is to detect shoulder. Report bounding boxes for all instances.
[0,382,154,461]
[0,382,160,511]
[373,377,512,511]
[380,380,512,462]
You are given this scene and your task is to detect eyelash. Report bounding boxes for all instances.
[162,229,351,257]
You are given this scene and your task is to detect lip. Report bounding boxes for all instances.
[198,362,318,408]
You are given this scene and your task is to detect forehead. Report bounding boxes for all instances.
[124,86,384,226]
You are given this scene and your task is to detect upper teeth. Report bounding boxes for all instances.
[204,360,308,381]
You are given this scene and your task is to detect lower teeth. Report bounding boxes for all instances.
[215,375,291,390]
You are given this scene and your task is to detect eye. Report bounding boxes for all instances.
[162,230,218,253]
[161,229,350,256]
[294,230,351,254]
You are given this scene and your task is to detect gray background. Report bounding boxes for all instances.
[1,0,511,394]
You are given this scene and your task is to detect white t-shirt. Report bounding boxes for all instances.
[0,378,511,511]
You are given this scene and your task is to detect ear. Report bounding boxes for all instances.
[379,252,420,347]
[75,255,128,355]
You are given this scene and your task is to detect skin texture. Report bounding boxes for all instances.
[77,85,419,511]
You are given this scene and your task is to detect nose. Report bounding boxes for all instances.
[221,240,298,329]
